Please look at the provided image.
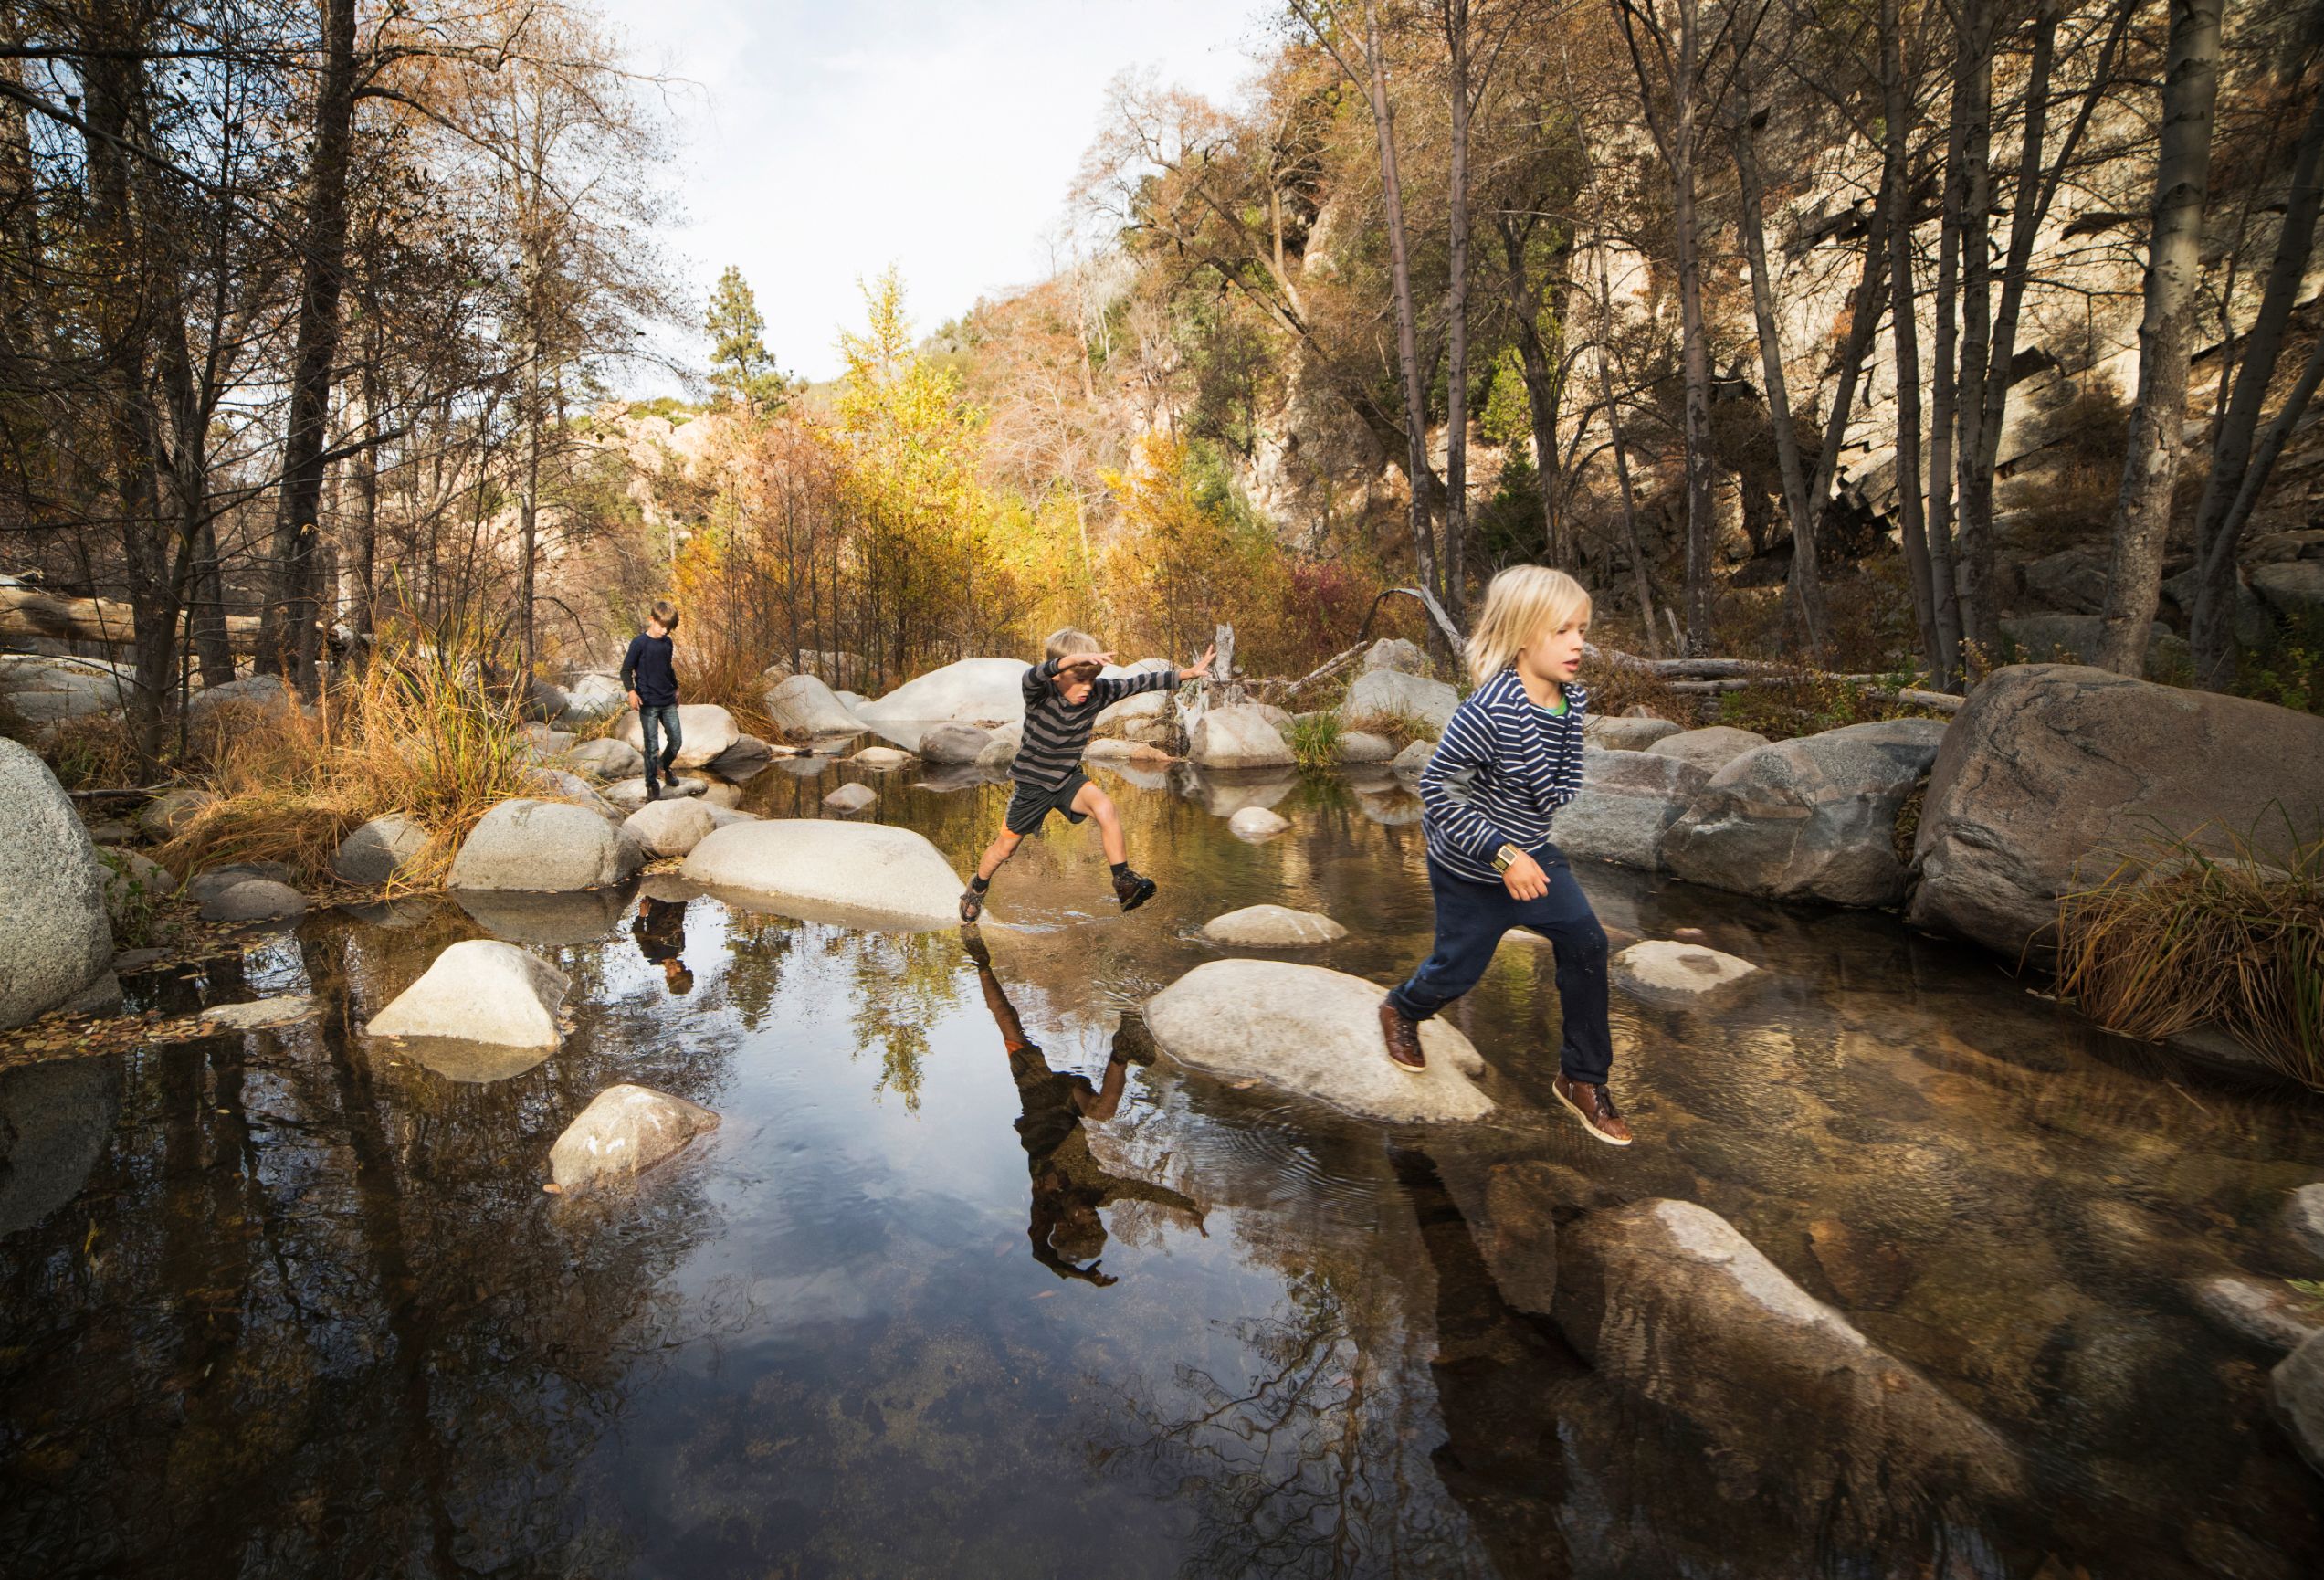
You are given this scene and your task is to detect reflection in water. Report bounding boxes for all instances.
[1,766,2319,1577]
[963,930,1202,1284]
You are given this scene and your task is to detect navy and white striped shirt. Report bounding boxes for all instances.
[1419,668,1588,884]
[1014,658,1176,791]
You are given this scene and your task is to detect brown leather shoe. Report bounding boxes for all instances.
[1379,999,1425,1074]
[1554,1074,1634,1146]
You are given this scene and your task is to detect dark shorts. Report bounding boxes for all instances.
[1005,771,1091,836]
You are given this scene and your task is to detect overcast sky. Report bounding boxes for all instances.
[596,0,1275,389]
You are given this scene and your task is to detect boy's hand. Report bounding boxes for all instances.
[1180,643,1218,681]
[626,690,642,711]
[1501,850,1551,901]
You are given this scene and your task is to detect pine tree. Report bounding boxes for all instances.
[705,265,790,415]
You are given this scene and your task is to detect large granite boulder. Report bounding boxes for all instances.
[680,819,963,928]
[1337,729,1395,764]
[1553,749,1708,871]
[565,736,644,780]
[1583,715,1681,751]
[0,655,131,723]
[1145,959,1493,1122]
[622,797,717,858]
[1340,668,1457,733]
[2271,1331,2324,1478]
[188,674,296,723]
[2250,559,2324,620]
[1908,665,2324,957]
[1664,720,1948,907]
[613,702,738,767]
[524,766,623,820]
[763,673,862,737]
[0,741,117,1031]
[1649,725,1769,775]
[856,657,1029,727]
[1363,637,1427,674]
[332,815,428,885]
[560,671,626,722]
[1188,704,1294,769]
[919,722,994,764]
[1553,1199,2022,1506]
[551,1084,721,1191]
[365,939,570,1048]
[447,799,645,892]
[1094,689,1171,734]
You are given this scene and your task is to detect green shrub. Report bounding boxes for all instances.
[1288,711,1342,771]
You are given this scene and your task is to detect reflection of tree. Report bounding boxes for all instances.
[840,929,960,1112]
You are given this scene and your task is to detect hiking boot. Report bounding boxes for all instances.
[1113,868,1157,912]
[1379,999,1425,1074]
[959,887,984,923]
[643,779,662,803]
[1553,1074,1634,1146]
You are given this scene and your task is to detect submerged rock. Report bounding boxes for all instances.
[447,798,645,892]
[1144,959,1493,1122]
[2189,1274,2324,1354]
[622,797,717,858]
[0,741,115,1032]
[332,815,428,885]
[204,995,318,1032]
[187,861,296,904]
[1553,1198,2023,1506]
[200,879,308,923]
[1610,939,1759,1006]
[849,745,913,771]
[365,939,570,1048]
[1909,664,2324,958]
[1665,720,1946,907]
[1201,904,1346,947]
[612,702,739,767]
[680,818,964,928]
[550,1083,721,1191]
[1188,704,1293,769]
[823,782,877,813]
[857,657,1030,727]
[1227,806,1289,841]
[2271,1331,2324,1478]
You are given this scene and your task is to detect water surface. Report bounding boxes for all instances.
[3,761,2319,1578]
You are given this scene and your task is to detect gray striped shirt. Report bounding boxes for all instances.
[1013,659,1176,791]
[1420,668,1588,884]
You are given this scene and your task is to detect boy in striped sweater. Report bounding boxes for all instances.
[1377,566,1630,1145]
[959,628,1215,923]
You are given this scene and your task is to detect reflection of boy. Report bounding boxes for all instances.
[962,932,1201,1284]
[633,895,693,995]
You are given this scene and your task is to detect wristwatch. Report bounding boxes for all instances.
[1492,843,1524,874]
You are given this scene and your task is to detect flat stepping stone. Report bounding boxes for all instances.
[1228,806,1289,840]
[203,995,317,1031]
[1611,939,1759,1006]
[680,818,964,930]
[1201,905,1346,947]
[199,879,307,923]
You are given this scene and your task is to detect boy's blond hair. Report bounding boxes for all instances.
[648,599,680,633]
[1044,627,1100,664]
[1466,565,1590,684]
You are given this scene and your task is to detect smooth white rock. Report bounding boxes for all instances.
[550,1083,721,1191]
[680,819,964,929]
[365,939,570,1048]
[1201,905,1347,946]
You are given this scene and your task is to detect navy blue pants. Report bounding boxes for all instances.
[1387,848,1614,1086]
[639,704,682,781]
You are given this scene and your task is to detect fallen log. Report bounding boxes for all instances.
[1,586,261,651]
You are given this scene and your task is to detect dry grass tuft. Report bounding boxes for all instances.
[2056,817,2324,1090]
[159,637,543,889]
[1582,659,1688,723]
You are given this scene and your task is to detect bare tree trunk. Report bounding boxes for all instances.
[2190,85,2324,686]
[1442,0,1473,617]
[1732,101,1824,658]
[2098,0,2223,675]
[1355,0,1442,617]
[1880,0,1940,674]
[1597,245,1657,657]
[1671,0,1716,653]
[1950,0,2001,659]
[1929,47,1969,683]
[258,0,358,696]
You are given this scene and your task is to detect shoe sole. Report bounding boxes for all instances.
[1554,1084,1634,1147]
[1388,1055,1425,1076]
[1119,883,1156,913]
[960,898,983,923]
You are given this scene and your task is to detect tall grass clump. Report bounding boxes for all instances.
[2056,818,2324,1090]
[161,632,541,888]
[1288,711,1342,771]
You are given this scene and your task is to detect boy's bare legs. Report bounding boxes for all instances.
[962,827,1022,922]
[1077,782,1155,911]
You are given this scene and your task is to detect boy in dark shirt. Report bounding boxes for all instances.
[958,627,1213,923]
[620,600,682,801]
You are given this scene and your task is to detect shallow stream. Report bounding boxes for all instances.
[3,757,2319,1578]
